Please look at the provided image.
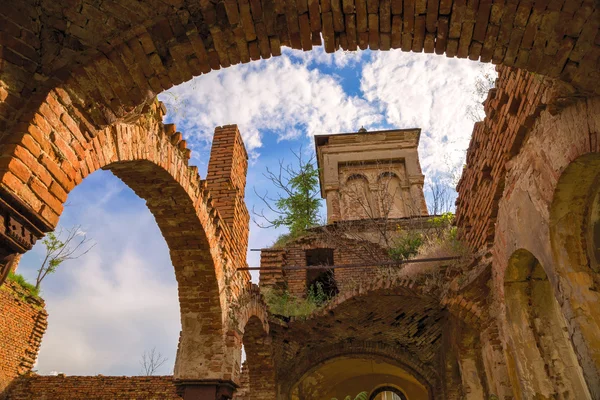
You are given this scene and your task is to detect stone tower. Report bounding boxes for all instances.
[315,128,428,223]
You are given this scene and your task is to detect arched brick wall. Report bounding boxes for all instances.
[491,96,600,396]
[0,98,252,387]
[1,0,598,144]
[281,341,440,399]
[240,316,276,399]
[269,278,446,399]
[503,249,590,399]
[229,285,274,399]
[549,152,600,395]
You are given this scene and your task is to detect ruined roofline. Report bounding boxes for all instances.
[258,214,444,251]
[313,127,422,147]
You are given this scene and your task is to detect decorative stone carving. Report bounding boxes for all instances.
[0,188,51,286]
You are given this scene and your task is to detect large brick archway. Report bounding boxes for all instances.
[0,1,599,398]
[1,0,598,145]
[281,341,439,399]
[0,98,253,394]
[268,277,447,399]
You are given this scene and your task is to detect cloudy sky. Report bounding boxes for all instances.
[17,47,494,376]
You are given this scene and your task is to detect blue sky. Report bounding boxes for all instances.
[16,47,495,376]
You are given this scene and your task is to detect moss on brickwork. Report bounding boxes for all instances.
[6,272,39,299]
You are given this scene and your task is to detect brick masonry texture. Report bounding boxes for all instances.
[0,281,47,394]
[0,95,258,387]
[5,376,181,400]
[456,65,576,251]
[0,0,598,149]
[0,0,599,397]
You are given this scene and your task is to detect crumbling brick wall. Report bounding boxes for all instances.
[456,66,555,252]
[260,233,386,297]
[5,376,180,400]
[259,217,441,298]
[206,125,250,269]
[0,281,47,394]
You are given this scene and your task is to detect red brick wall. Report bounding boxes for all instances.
[456,66,556,251]
[207,125,250,268]
[0,281,47,394]
[5,376,180,400]
[260,233,388,297]
[0,0,597,147]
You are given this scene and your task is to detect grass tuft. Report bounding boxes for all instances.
[7,272,40,298]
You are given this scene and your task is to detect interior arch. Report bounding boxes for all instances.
[549,152,600,395]
[290,355,430,400]
[240,315,276,400]
[2,106,232,382]
[503,249,591,399]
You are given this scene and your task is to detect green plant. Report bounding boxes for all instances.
[263,286,328,319]
[7,271,39,297]
[253,147,322,238]
[272,230,310,248]
[332,392,368,400]
[307,281,329,306]
[35,225,94,290]
[389,230,424,261]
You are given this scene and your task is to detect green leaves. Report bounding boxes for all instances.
[253,147,322,238]
[7,271,39,297]
[35,225,95,290]
[331,392,368,400]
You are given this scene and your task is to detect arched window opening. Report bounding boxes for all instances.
[504,249,590,399]
[369,386,408,400]
[377,172,406,219]
[342,174,375,220]
[15,170,180,376]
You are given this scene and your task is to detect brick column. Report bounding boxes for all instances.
[206,125,250,267]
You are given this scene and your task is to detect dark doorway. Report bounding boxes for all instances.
[305,248,337,300]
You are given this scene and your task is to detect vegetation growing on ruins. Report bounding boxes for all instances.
[7,271,40,298]
[263,282,329,318]
[34,225,94,290]
[388,213,461,262]
[253,148,323,241]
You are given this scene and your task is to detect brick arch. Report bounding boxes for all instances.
[1,0,598,138]
[0,99,250,385]
[549,152,600,395]
[1,0,598,159]
[228,285,275,399]
[502,248,591,399]
[239,316,277,399]
[294,273,435,321]
[482,95,600,397]
[281,341,440,399]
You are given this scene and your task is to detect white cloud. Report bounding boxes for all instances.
[283,46,368,69]
[15,48,498,376]
[37,249,179,376]
[159,52,383,163]
[20,171,180,376]
[360,52,496,181]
